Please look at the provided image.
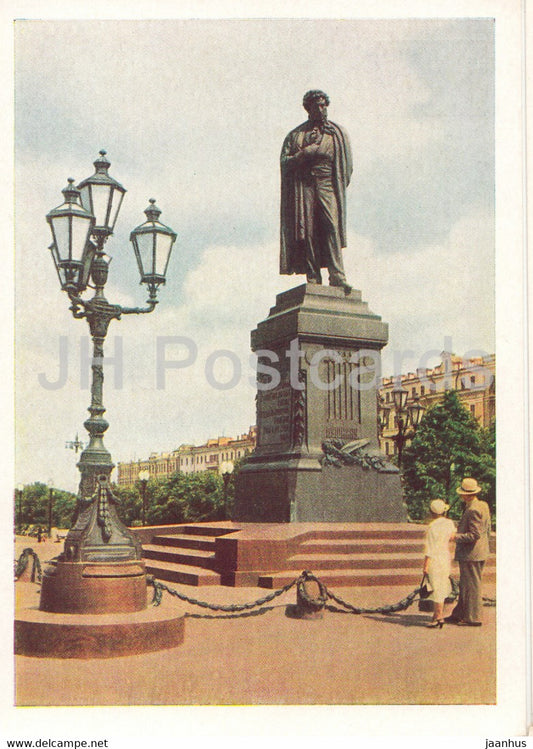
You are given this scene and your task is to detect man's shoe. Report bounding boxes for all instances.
[444,616,461,624]
[456,620,482,627]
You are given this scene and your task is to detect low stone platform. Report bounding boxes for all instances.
[15,582,185,659]
[135,521,497,589]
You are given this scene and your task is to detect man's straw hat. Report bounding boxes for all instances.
[456,477,482,495]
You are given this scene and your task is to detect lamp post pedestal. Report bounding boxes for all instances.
[16,152,184,656]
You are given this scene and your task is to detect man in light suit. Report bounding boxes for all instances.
[446,477,492,626]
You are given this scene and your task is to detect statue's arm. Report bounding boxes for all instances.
[280,133,297,168]
[281,130,317,169]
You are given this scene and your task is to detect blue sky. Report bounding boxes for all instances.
[14,18,495,490]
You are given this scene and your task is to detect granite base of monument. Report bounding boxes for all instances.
[234,283,407,523]
[235,460,406,523]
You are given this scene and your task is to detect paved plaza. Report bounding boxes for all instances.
[15,536,496,706]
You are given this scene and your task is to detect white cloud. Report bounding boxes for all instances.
[344,207,495,374]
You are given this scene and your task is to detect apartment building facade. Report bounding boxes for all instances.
[378,352,495,458]
[117,426,257,487]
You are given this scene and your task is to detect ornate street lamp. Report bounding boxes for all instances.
[40,151,177,615]
[138,470,150,527]
[47,479,54,538]
[65,433,85,454]
[378,387,425,468]
[15,484,24,532]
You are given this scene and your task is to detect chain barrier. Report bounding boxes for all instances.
[147,569,495,617]
[146,573,302,613]
[14,548,42,582]
[325,585,421,614]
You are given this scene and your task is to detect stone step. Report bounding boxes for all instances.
[257,568,424,589]
[145,559,222,586]
[181,525,236,537]
[151,534,216,552]
[302,527,425,540]
[286,552,423,570]
[298,538,425,554]
[143,544,217,570]
[258,567,496,589]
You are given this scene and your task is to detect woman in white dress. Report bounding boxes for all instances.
[422,499,456,628]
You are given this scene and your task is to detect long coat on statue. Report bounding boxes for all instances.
[280,120,353,275]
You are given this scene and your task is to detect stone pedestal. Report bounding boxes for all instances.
[234,284,406,522]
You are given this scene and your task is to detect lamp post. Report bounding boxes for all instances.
[378,387,425,468]
[15,484,24,532]
[47,479,54,538]
[40,150,177,615]
[219,461,234,520]
[65,433,85,453]
[138,470,150,527]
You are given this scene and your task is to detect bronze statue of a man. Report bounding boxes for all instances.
[280,90,353,293]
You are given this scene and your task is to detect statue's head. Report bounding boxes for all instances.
[303,90,330,124]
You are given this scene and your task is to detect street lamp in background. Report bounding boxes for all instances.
[15,484,24,532]
[138,470,150,527]
[47,479,54,538]
[40,150,177,615]
[378,386,425,468]
[219,461,234,520]
[65,433,85,453]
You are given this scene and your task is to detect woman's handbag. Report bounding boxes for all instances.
[418,573,434,612]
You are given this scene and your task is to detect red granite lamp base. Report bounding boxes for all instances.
[39,559,148,614]
[16,581,186,659]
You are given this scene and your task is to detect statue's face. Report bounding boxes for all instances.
[308,97,328,124]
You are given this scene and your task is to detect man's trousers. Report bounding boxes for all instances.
[451,560,485,623]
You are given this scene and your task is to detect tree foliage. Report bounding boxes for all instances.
[16,461,243,532]
[15,482,77,532]
[402,390,496,523]
[113,465,241,526]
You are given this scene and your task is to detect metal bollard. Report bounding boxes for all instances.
[286,571,327,620]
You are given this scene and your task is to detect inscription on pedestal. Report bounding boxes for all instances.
[325,425,361,441]
[258,383,292,447]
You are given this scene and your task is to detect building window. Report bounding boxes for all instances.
[412,387,416,398]
[470,405,476,417]
[385,442,390,455]
[420,386,425,396]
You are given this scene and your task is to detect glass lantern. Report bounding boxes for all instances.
[130,199,177,296]
[46,179,95,291]
[77,150,126,240]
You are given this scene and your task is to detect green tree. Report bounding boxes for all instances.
[113,470,228,526]
[402,391,496,523]
[15,482,76,532]
[148,471,224,525]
